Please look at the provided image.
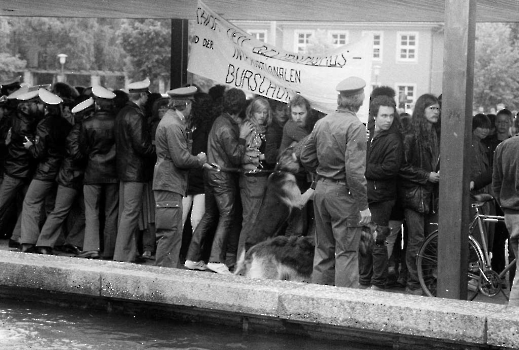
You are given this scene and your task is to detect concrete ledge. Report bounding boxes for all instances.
[487,307,519,349]
[0,250,513,349]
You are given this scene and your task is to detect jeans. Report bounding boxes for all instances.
[404,208,438,290]
[186,178,237,264]
[0,174,27,241]
[359,200,394,288]
[21,179,56,245]
[114,182,144,262]
[83,184,119,256]
[154,190,183,268]
[37,185,78,247]
[312,180,362,288]
[504,211,519,307]
[237,174,268,258]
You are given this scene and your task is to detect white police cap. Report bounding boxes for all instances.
[128,78,151,93]
[71,97,94,114]
[38,89,63,105]
[166,86,197,100]
[92,85,116,99]
[7,85,29,100]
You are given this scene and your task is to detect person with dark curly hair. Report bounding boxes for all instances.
[184,88,252,274]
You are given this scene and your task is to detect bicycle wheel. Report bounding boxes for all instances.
[416,231,482,300]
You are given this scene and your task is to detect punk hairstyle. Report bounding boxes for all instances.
[370,86,396,101]
[369,95,396,118]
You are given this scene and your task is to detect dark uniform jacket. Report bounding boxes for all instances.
[79,110,118,184]
[57,122,86,189]
[206,113,246,187]
[399,131,440,214]
[153,110,202,196]
[4,110,39,180]
[28,113,72,182]
[366,123,404,204]
[115,101,155,182]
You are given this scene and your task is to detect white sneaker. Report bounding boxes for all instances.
[184,260,207,271]
[207,262,232,275]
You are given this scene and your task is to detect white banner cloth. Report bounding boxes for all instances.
[188,0,373,121]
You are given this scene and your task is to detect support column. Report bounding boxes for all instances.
[437,0,476,299]
[170,19,189,89]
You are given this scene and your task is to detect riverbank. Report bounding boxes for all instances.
[0,249,516,349]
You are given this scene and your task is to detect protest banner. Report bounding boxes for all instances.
[188,0,373,121]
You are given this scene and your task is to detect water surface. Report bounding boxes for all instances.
[0,299,389,350]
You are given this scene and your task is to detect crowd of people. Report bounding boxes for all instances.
[0,75,517,304]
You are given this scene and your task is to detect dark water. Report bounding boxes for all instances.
[0,299,389,350]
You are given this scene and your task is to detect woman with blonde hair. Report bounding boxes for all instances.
[236,97,272,259]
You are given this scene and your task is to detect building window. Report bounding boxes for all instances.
[329,30,348,47]
[396,84,416,110]
[294,30,314,54]
[247,30,267,43]
[362,31,383,61]
[397,32,418,62]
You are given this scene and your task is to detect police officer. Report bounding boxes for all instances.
[114,78,155,262]
[19,88,72,253]
[78,87,119,259]
[36,97,93,254]
[300,77,371,288]
[153,86,213,268]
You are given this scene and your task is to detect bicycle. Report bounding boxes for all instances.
[416,193,516,300]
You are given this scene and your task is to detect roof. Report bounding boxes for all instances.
[1,0,518,22]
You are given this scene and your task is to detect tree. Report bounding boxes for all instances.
[473,23,519,111]
[2,17,125,87]
[0,18,26,81]
[117,19,171,91]
[305,29,335,56]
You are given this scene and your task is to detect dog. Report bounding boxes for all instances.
[234,235,314,282]
[235,143,315,281]
[235,143,386,282]
[243,145,315,253]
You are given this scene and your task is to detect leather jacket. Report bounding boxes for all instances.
[399,132,440,214]
[366,123,404,204]
[57,122,86,189]
[79,110,118,184]
[4,110,39,180]
[115,101,155,182]
[207,113,246,187]
[28,113,72,182]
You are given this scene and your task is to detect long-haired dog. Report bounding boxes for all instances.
[235,144,315,281]
[243,145,314,252]
[234,235,314,282]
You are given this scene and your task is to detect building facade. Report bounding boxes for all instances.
[234,20,444,111]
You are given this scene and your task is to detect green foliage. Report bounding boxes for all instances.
[305,29,335,56]
[474,23,519,111]
[117,19,171,90]
[0,53,26,81]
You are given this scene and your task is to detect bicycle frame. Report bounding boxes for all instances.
[470,203,517,292]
